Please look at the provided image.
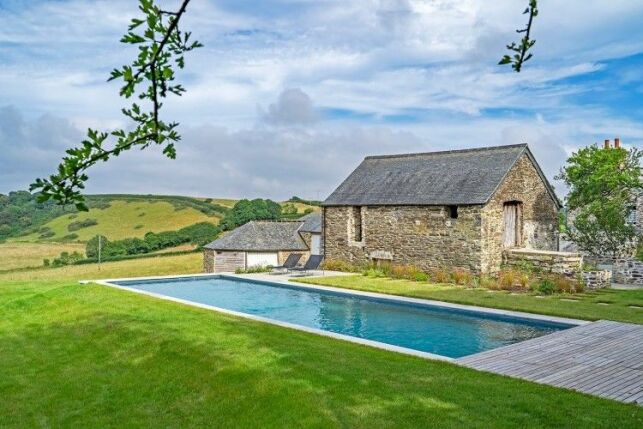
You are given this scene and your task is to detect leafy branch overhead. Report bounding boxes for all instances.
[500,0,538,72]
[30,0,200,211]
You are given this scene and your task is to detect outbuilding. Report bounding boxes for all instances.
[203,212,321,272]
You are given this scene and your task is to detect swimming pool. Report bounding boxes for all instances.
[109,275,574,359]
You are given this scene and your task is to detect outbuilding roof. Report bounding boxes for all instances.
[322,144,560,207]
[204,220,309,251]
[298,212,322,233]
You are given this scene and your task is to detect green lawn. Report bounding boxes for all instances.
[297,275,643,324]
[1,279,641,428]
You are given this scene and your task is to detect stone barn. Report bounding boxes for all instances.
[321,144,561,274]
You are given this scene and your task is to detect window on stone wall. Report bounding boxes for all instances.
[352,206,363,242]
[448,205,459,219]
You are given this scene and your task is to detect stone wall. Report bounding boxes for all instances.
[278,250,310,267]
[323,205,484,272]
[635,194,643,235]
[503,248,582,277]
[481,154,560,272]
[203,249,215,272]
[203,249,246,272]
[582,270,612,289]
[613,258,643,285]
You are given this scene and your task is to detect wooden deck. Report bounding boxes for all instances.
[458,320,643,405]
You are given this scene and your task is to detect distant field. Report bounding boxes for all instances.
[0,242,86,271]
[0,252,201,282]
[18,200,220,242]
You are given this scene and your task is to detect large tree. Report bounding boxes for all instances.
[31,0,538,210]
[556,143,642,258]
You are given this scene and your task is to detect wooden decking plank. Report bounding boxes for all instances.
[458,320,643,405]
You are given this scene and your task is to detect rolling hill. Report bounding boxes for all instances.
[1,194,319,271]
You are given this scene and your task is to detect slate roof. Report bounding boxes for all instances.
[204,221,308,251]
[323,144,560,207]
[298,212,322,233]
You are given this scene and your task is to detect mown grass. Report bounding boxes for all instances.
[0,242,86,271]
[297,276,643,324]
[1,277,640,428]
[17,200,220,242]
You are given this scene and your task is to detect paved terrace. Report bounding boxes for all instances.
[458,320,643,405]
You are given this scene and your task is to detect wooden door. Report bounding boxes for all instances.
[503,202,522,248]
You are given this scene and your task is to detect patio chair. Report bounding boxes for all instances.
[270,253,303,274]
[289,255,324,276]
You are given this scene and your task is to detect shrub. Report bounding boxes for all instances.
[551,275,583,294]
[534,278,556,295]
[451,269,473,286]
[134,224,144,230]
[363,267,387,278]
[390,264,421,281]
[479,276,496,289]
[67,218,98,232]
[321,259,358,272]
[39,230,55,239]
[43,258,50,267]
[518,273,530,289]
[637,239,643,262]
[497,270,518,290]
[431,268,450,284]
[413,271,429,282]
[236,265,272,274]
[60,233,79,242]
[52,251,85,267]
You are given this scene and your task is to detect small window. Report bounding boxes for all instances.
[352,206,363,242]
[448,205,458,219]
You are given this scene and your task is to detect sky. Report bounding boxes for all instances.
[1,0,642,201]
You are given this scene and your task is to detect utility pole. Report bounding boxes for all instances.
[98,235,102,271]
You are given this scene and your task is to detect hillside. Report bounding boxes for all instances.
[18,200,221,242]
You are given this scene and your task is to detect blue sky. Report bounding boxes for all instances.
[1,0,642,199]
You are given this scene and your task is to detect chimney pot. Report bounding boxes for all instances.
[615,137,621,148]
[604,139,610,149]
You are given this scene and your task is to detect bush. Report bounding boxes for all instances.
[533,278,556,295]
[451,269,473,286]
[497,270,518,290]
[67,218,98,232]
[235,265,272,274]
[390,264,421,281]
[43,258,50,267]
[637,239,643,262]
[518,273,530,289]
[431,268,450,284]
[479,276,496,289]
[363,267,387,278]
[60,233,79,242]
[321,259,359,272]
[413,271,429,282]
[39,230,55,239]
[52,251,85,267]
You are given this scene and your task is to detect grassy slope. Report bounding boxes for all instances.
[0,253,201,283]
[298,276,643,324]
[17,200,219,242]
[0,242,86,271]
[1,276,640,427]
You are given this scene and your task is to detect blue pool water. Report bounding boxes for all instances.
[114,276,572,358]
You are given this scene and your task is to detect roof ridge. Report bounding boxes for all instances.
[364,143,528,160]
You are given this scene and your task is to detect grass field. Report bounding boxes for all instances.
[0,242,86,271]
[1,276,640,427]
[17,200,220,242]
[0,253,201,282]
[297,275,643,324]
